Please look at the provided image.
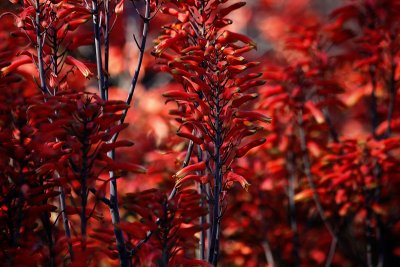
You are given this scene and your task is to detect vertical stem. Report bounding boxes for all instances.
[108,149,130,266]
[366,202,374,267]
[57,171,74,259]
[47,17,74,257]
[80,122,89,250]
[369,66,379,137]
[325,237,338,267]
[113,0,151,137]
[297,109,337,266]
[35,0,48,94]
[40,176,55,267]
[168,140,194,201]
[262,240,275,267]
[104,0,110,99]
[12,193,24,247]
[91,0,105,99]
[287,150,300,267]
[197,146,206,260]
[160,199,170,267]
[208,90,222,266]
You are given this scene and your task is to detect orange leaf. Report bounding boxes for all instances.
[226,171,250,191]
[65,56,92,78]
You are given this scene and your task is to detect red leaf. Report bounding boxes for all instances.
[226,171,250,191]
[176,132,203,145]
[174,161,206,179]
[65,56,92,78]
[115,0,124,14]
[305,101,325,124]
[118,222,146,239]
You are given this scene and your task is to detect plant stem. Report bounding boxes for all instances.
[208,88,223,266]
[287,149,300,267]
[81,120,89,250]
[130,138,195,257]
[91,0,105,99]
[12,193,24,247]
[56,171,74,259]
[369,66,379,137]
[46,16,74,257]
[104,0,110,100]
[40,176,56,267]
[297,109,337,266]
[112,0,151,141]
[34,0,48,94]
[168,140,194,201]
[198,146,206,261]
[108,150,130,266]
[325,237,338,267]
[262,240,275,267]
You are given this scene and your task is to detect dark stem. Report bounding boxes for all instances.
[198,146,206,260]
[108,149,130,267]
[262,240,275,267]
[325,237,338,267]
[47,20,74,258]
[287,150,300,267]
[168,139,194,201]
[80,120,89,250]
[95,1,131,265]
[58,173,74,259]
[321,107,339,143]
[208,88,223,266]
[297,109,337,266]
[366,201,374,267]
[160,200,170,267]
[129,137,195,257]
[34,0,48,94]
[40,177,56,267]
[12,135,27,248]
[104,0,110,99]
[112,0,151,143]
[91,0,105,99]
[12,193,24,247]
[369,66,379,137]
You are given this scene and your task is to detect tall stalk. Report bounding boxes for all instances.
[287,149,300,267]
[297,109,338,267]
[208,87,223,265]
[91,0,105,98]
[34,0,48,95]
[89,1,153,265]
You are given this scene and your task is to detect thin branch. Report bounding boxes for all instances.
[108,150,130,266]
[287,149,300,267]
[297,109,337,266]
[91,0,105,99]
[35,0,49,94]
[56,171,74,259]
[104,0,110,100]
[369,66,379,137]
[197,146,206,260]
[111,0,151,143]
[325,237,338,267]
[89,187,111,206]
[129,138,196,257]
[262,240,275,267]
[208,86,223,266]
